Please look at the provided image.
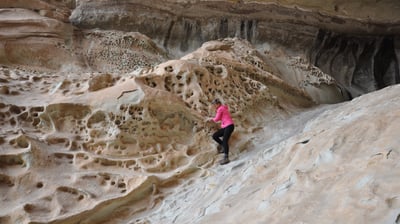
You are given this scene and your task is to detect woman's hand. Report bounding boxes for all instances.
[204,117,213,122]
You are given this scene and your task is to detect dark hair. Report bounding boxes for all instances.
[211,98,221,105]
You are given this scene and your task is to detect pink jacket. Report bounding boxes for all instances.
[212,105,234,128]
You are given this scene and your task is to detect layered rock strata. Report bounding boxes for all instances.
[310,31,400,98]
[70,0,400,51]
[0,8,75,70]
[70,0,400,97]
[1,0,399,97]
[0,1,400,223]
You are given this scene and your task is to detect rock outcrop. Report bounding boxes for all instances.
[0,1,168,72]
[1,0,399,96]
[1,38,399,223]
[0,1,400,224]
[0,7,75,70]
[70,0,400,97]
[70,0,400,52]
[310,31,400,98]
[0,38,316,223]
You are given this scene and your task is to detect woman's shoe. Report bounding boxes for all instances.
[219,157,230,165]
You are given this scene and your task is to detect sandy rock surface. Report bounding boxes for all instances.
[0,1,399,224]
[1,37,399,224]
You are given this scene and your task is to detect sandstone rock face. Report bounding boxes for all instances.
[0,38,315,223]
[70,0,400,97]
[0,1,168,72]
[1,1,400,224]
[1,41,399,223]
[70,0,400,51]
[0,0,74,22]
[0,8,75,70]
[73,30,169,73]
[310,31,400,98]
[157,84,400,224]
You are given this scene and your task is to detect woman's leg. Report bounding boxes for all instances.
[222,124,235,157]
[212,128,224,145]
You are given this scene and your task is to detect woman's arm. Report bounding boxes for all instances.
[212,107,223,122]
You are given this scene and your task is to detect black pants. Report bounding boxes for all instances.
[212,124,235,158]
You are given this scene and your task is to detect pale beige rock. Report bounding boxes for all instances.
[0,0,73,22]
[70,0,400,56]
[0,38,313,223]
[268,54,347,103]
[0,8,75,70]
[134,84,400,224]
[74,30,168,73]
[0,1,399,223]
[1,36,399,223]
[0,7,167,72]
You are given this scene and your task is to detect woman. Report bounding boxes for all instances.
[208,98,235,165]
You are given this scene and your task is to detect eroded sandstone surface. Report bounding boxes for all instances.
[0,0,400,224]
[0,38,319,223]
[71,0,400,99]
